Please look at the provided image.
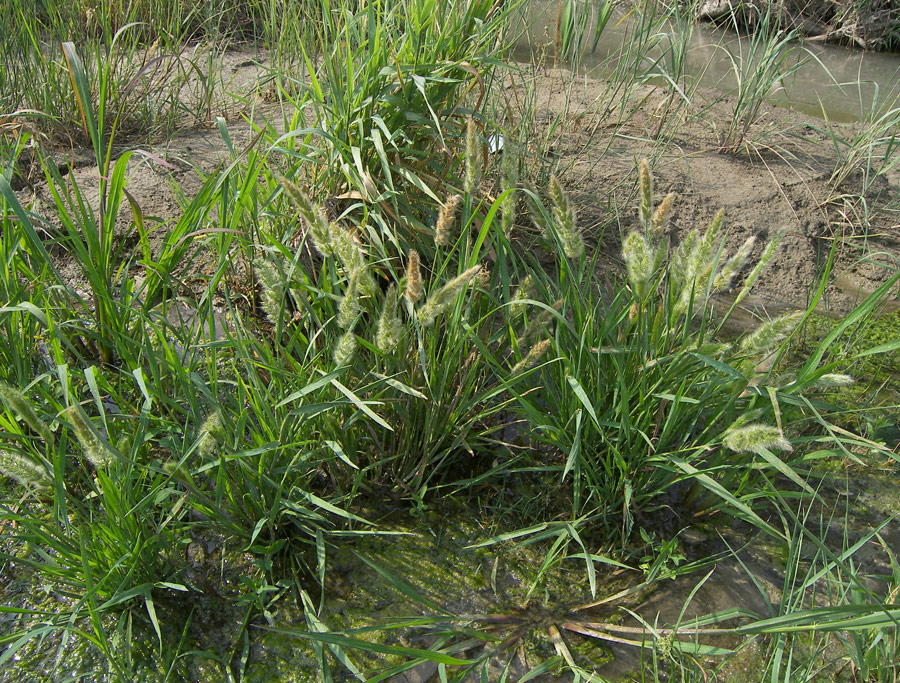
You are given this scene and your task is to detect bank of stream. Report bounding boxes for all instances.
[3,1,900,681]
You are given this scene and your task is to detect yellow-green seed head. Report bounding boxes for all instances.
[334,330,357,366]
[732,229,783,310]
[281,177,335,257]
[0,382,54,447]
[548,175,583,259]
[712,235,756,293]
[740,310,804,358]
[417,265,482,326]
[329,222,357,271]
[639,159,653,228]
[375,285,403,354]
[501,145,517,235]
[0,449,50,489]
[254,256,284,325]
[66,406,113,469]
[477,265,491,289]
[813,373,855,388]
[623,231,655,301]
[521,300,561,348]
[723,424,792,455]
[651,192,675,236]
[197,410,224,458]
[511,274,534,319]
[337,267,362,330]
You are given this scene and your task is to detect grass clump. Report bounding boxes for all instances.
[3,0,900,678]
[511,160,846,543]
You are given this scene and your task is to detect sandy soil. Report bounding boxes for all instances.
[507,63,900,323]
[15,51,900,332]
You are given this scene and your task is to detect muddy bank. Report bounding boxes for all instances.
[500,62,900,319]
[697,0,900,51]
[15,53,900,328]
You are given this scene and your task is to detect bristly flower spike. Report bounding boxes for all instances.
[375,285,403,354]
[0,450,50,489]
[511,339,552,375]
[501,143,517,236]
[417,265,482,326]
[254,256,284,325]
[723,424,792,455]
[66,406,113,469]
[337,266,361,330]
[739,310,805,358]
[405,250,423,304]
[548,175,583,259]
[732,228,783,310]
[639,159,653,229]
[650,192,675,238]
[814,373,855,388]
[712,235,756,293]
[334,330,357,366]
[435,194,462,247]
[510,274,534,319]
[0,382,54,447]
[623,231,656,301]
[198,410,224,459]
[281,177,335,257]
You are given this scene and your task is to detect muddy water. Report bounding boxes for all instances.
[515,2,900,123]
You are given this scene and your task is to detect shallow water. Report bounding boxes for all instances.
[515,2,900,123]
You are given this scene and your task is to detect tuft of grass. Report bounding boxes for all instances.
[823,80,900,196]
[719,3,807,153]
[268,0,519,256]
[509,160,860,544]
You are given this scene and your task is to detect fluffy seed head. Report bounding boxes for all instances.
[510,274,534,318]
[198,410,224,459]
[814,373,855,388]
[281,177,335,257]
[417,265,482,326]
[511,338,552,375]
[334,330,357,366]
[477,265,491,289]
[405,250,424,304]
[329,222,357,271]
[66,406,113,469]
[623,231,656,301]
[639,159,653,228]
[732,229,784,310]
[723,424,792,455]
[435,194,462,247]
[712,235,756,293]
[521,300,561,348]
[651,192,675,236]
[254,257,284,325]
[548,175,583,259]
[337,267,361,330]
[375,285,403,354]
[0,382,54,447]
[501,145,517,235]
[740,311,805,358]
[0,449,50,489]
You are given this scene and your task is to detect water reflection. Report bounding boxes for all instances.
[514,1,900,123]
